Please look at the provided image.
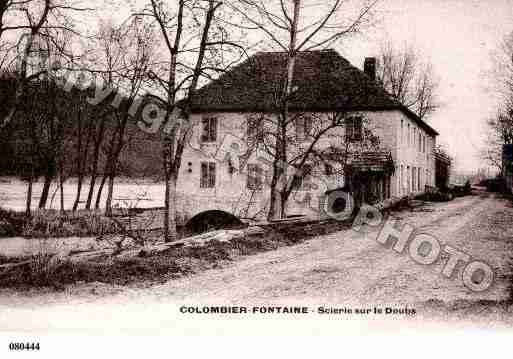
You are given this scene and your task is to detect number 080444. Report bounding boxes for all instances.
[9,342,40,351]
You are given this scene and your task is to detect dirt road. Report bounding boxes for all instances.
[128,191,513,305]
[1,190,513,331]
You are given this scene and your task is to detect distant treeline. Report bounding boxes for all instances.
[0,75,164,213]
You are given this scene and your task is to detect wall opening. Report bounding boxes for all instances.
[184,210,244,235]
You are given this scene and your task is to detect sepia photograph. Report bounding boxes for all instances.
[0,0,512,355]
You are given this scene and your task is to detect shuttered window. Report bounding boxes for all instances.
[201,117,217,142]
[247,164,263,190]
[296,115,313,141]
[295,164,314,191]
[200,162,216,188]
[345,116,363,142]
[247,117,263,144]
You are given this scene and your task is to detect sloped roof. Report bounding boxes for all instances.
[188,49,438,136]
[348,151,395,174]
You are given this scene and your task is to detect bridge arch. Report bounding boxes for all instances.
[184,210,244,235]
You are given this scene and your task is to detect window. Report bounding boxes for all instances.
[247,164,263,190]
[247,117,263,144]
[200,162,216,188]
[396,165,400,195]
[295,164,314,191]
[412,167,416,191]
[407,124,410,145]
[401,119,404,145]
[407,165,411,192]
[418,133,422,152]
[400,164,404,195]
[345,116,363,142]
[296,115,313,141]
[201,117,217,142]
[325,163,333,176]
[418,168,422,191]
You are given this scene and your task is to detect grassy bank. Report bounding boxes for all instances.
[0,217,355,291]
[0,195,420,291]
[0,208,120,238]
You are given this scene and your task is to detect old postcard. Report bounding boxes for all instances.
[0,0,512,356]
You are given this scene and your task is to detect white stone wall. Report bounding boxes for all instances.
[174,109,437,223]
[174,111,344,222]
[392,110,437,197]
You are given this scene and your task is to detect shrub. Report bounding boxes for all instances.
[0,207,26,237]
[22,210,120,238]
[0,220,16,237]
[416,189,453,202]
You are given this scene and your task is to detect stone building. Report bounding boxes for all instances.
[169,49,439,227]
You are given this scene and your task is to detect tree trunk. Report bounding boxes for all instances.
[25,176,33,218]
[72,177,83,212]
[95,126,118,211]
[85,174,97,210]
[95,173,108,210]
[59,174,65,214]
[162,53,178,242]
[86,119,106,210]
[164,172,178,242]
[105,174,115,217]
[104,111,129,215]
[72,107,83,212]
[105,142,124,216]
[38,173,52,209]
[267,0,300,220]
[280,189,287,219]
[267,163,280,220]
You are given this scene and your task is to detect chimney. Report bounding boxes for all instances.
[364,57,376,81]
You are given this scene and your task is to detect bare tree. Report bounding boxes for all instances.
[483,31,513,172]
[227,0,377,219]
[139,0,246,242]
[0,0,91,131]
[98,18,155,216]
[84,108,108,210]
[482,106,513,172]
[9,26,79,211]
[71,96,95,212]
[377,40,439,120]
[489,31,513,105]
[86,21,125,211]
[251,110,381,216]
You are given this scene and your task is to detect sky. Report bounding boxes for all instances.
[338,0,513,173]
[30,0,513,174]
